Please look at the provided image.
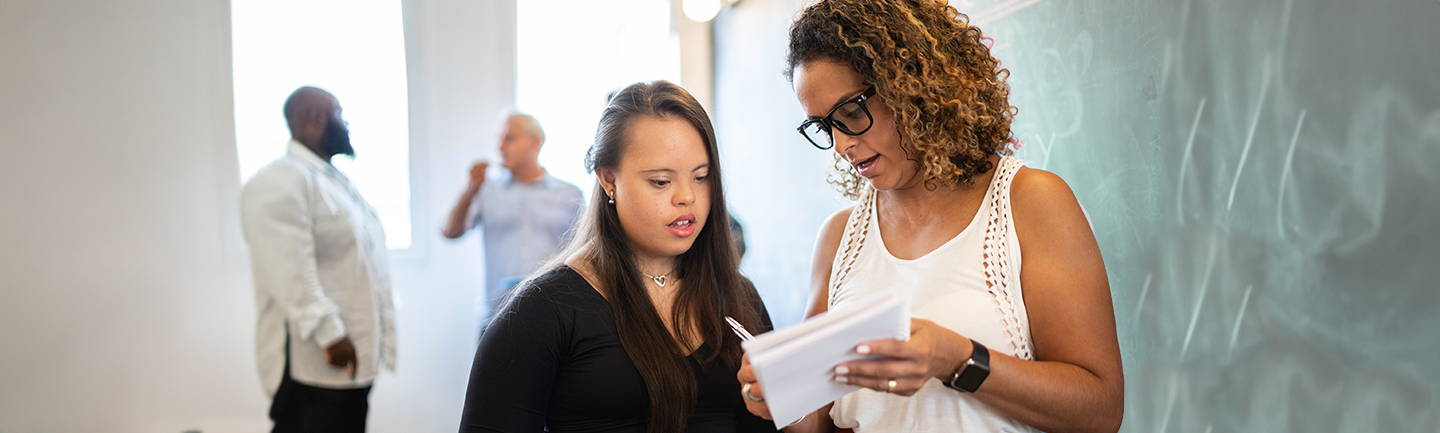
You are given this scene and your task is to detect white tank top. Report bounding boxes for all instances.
[828,156,1039,432]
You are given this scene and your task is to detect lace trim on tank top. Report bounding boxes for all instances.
[828,157,1033,361]
[984,157,1032,360]
[828,186,876,302]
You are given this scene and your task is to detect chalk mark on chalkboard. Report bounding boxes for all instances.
[1159,44,1173,93]
[1158,374,1179,433]
[1227,284,1254,360]
[1033,132,1056,169]
[1226,57,1272,214]
[1181,234,1218,359]
[1131,272,1154,328]
[1177,0,1194,51]
[1176,98,1207,226]
[972,0,1048,27]
[1278,0,1295,62]
[1276,110,1306,240]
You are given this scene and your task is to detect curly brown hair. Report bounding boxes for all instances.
[786,0,1017,199]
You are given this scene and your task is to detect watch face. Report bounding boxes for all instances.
[947,359,970,388]
[949,356,989,392]
[951,358,974,382]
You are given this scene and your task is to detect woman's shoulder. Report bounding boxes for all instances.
[489,266,609,340]
[817,206,856,246]
[810,205,857,270]
[1006,166,1093,245]
[508,266,603,309]
[528,265,586,286]
[1007,166,1082,217]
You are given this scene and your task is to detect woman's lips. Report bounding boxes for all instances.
[668,213,696,237]
[853,154,880,176]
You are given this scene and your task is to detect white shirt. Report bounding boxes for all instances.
[467,169,583,316]
[241,140,397,395]
[828,156,1038,432]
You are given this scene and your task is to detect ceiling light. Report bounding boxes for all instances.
[683,0,722,22]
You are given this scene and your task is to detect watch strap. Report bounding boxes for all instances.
[946,339,991,393]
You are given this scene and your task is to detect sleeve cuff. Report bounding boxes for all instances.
[312,315,347,348]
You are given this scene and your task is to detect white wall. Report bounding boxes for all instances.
[713,0,843,329]
[0,0,516,431]
[372,0,518,431]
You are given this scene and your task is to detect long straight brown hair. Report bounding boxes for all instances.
[544,80,764,433]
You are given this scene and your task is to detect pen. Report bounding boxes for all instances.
[729,316,807,427]
[725,316,755,341]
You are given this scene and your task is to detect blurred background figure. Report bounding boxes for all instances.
[442,111,584,329]
[240,86,398,433]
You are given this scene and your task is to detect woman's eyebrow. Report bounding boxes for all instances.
[807,87,869,119]
[830,87,867,109]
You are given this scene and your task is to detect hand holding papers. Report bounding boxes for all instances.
[740,292,910,427]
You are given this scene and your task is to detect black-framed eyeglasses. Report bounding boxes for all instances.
[796,86,877,150]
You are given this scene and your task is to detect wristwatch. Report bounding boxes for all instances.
[945,339,990,393]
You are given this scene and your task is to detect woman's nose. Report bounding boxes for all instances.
[833,131,861,156]
[674,179,694,207]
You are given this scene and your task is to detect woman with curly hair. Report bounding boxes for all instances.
[736,1,1124,432]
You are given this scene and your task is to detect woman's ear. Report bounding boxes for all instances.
[597,168,617,198]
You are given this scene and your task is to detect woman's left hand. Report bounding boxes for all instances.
[832,318,973,396]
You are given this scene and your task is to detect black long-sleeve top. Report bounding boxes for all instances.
[459,266,779,433]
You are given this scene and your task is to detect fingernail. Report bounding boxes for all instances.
[856,345,871,354]
[835,366,849,375]
[835,375,848,383]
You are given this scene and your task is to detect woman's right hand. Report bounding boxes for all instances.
[740,353,840,432]
[737,353,772,420]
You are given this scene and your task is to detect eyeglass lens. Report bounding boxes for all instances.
[801,121,832,146]
[801,100,872,147]
[830,102,871,134]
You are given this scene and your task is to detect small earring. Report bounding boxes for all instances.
[607,192,615,204]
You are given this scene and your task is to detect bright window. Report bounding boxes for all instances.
[517,0,681,192]
[231,0,412,249]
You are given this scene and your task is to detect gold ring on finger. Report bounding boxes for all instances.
[887,378,898,393]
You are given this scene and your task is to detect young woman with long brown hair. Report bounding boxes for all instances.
[459,80,776,433]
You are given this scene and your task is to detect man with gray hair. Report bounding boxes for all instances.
[443,111,582,328]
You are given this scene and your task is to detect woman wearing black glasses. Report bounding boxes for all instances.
[737,1,1124,432]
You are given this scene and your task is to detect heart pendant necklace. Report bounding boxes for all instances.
[641,271,672,288]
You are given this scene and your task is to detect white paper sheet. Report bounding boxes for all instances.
[742,291,910,428]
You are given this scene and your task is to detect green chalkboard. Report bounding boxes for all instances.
[982,0,1440,430]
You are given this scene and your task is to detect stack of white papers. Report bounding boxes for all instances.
[742,291,910,427]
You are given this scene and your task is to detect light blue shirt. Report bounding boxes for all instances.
[468,169,584,316]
